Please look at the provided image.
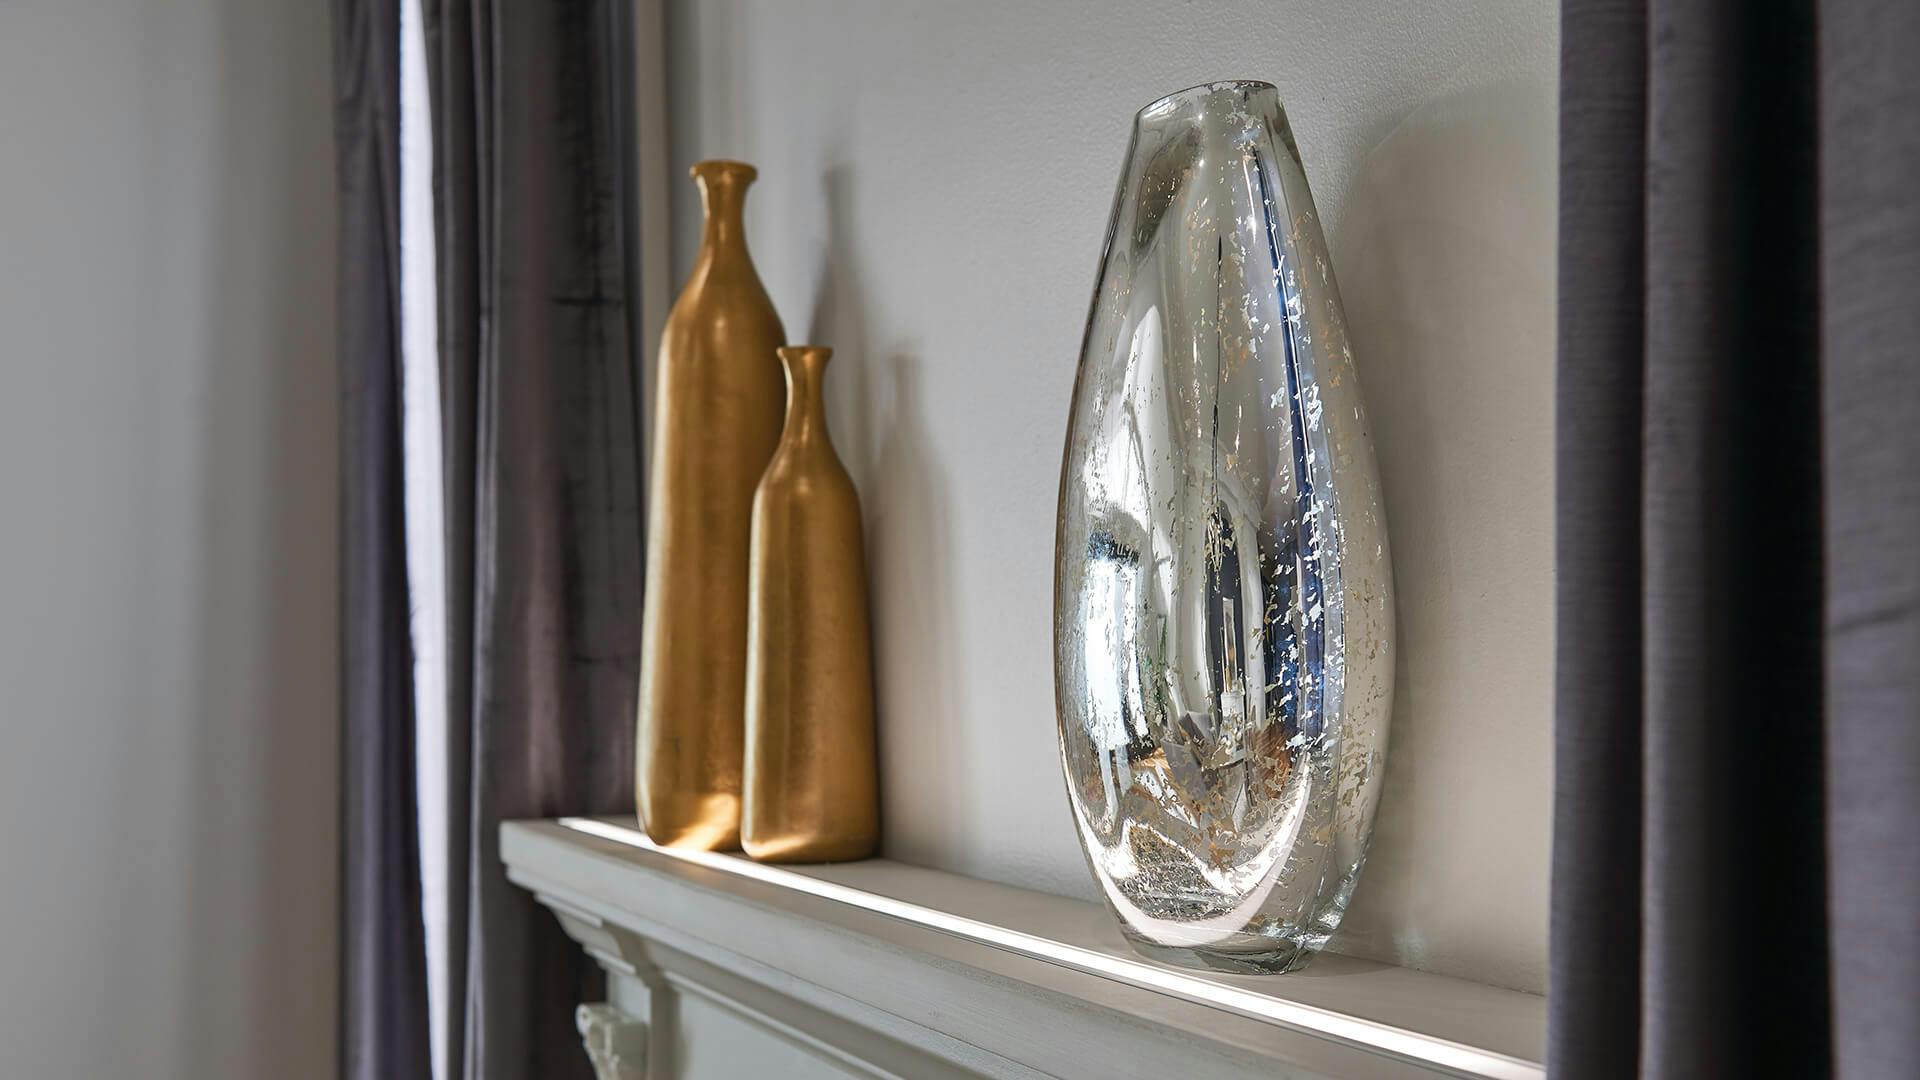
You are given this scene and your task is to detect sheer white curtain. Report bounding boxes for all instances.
[397,2,449,1077]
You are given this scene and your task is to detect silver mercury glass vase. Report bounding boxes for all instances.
[1054,81,1394,974]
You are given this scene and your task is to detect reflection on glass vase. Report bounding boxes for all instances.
[1054,82,1395,974]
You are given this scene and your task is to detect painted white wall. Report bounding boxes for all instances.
[0,1,338,1076]
[665,0,1555,993]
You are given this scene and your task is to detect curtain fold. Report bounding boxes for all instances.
[332,0,434,1077]
[1551,3,1646,1074]
[425,2,645,1078]
[1556,0,1919,1075]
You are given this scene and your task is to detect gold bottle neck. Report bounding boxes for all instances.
[693,161,755,260]
[777,347,833,452]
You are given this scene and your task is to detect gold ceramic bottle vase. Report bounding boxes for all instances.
[636,161,786,850]
[742,347,879,863]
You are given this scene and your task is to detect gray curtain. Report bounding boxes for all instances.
[1821,2,1920,1074]
[424,1,644,1078]
[337,0,645,1077]
[1554,1,1918,1076]
[333,0,434,1076]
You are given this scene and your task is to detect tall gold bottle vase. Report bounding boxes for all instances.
[636,161,786,850]
[742,347,879,863]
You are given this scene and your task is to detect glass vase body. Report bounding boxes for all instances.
[1054,82,1395,973]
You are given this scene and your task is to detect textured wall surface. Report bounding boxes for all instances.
[0,1,338,1075]
[664,0,1556,992]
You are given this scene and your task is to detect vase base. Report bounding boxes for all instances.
[1120,931,1323,976]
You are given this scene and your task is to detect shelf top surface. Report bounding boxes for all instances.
[503,815,1545,1079]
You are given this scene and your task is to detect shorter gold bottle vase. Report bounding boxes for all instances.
[742,346,879,863]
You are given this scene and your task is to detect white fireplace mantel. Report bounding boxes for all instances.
[502,817,1545,1080]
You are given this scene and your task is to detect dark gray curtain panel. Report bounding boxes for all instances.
[333,0,434,1077]
[423,2,645,1079]
[336,0,644,1077]
[1820,1,1920,1075]
[1555,0,1919,1076]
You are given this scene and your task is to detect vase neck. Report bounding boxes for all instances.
[693,160,755,260]
[777,347,833,451]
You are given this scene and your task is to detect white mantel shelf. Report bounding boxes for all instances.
[502,817,1546,1080]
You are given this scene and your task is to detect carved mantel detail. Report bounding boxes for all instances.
[576,1003,648,1080]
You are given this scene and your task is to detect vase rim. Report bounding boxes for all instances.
[690,159,758,184]
[777,345,833,366]
[1136,80,1281,123]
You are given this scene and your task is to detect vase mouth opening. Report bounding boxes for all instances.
[690,159,757,186]
[777,345,833,368]
[1135,80,1281,125]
